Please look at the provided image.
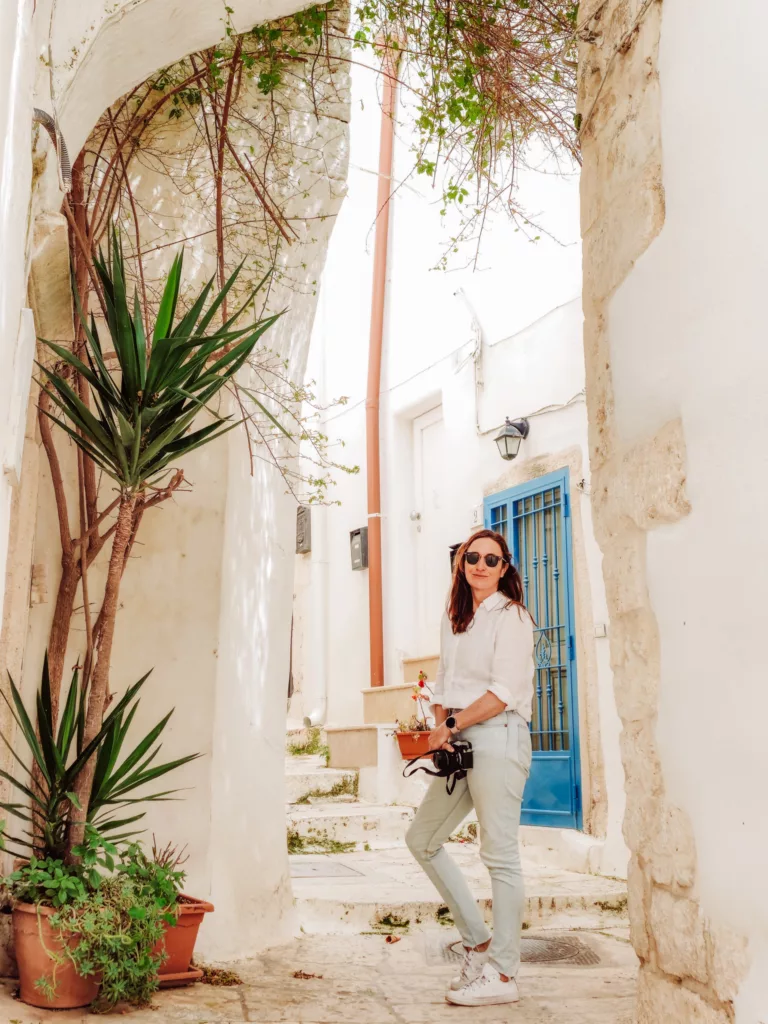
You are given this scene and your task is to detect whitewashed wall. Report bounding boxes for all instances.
[0,0,350,961]
[0,0,35,631]
[604,0,768,1014]
[292,58,626,874]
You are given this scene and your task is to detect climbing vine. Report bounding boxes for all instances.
[238,0,580,259]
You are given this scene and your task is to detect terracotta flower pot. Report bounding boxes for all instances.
[154,894,214,988]
[13,903,99,1009]
[396,730,434,761]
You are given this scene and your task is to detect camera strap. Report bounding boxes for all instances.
[402,752,468,795]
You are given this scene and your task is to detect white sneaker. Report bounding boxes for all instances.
[450,945,490,990]
[446,963,520,1006]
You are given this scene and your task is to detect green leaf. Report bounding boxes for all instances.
[2,674,51,786]
[239,387,292,438]
[153,251,183,342]
[133,291,147,389]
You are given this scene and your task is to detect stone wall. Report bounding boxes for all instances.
[577,0,750,1019]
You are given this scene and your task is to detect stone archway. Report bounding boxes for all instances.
[1,0,352,961]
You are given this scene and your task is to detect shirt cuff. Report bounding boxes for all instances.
[488,683,513,708]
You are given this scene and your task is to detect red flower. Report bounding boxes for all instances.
[411,694,418,701]
[418,680,425,688]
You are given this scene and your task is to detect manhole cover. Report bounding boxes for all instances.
[431,935,600,967]
[290,859,363,878]
[520,936,600,964]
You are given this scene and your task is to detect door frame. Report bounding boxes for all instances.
[484,468,583,829]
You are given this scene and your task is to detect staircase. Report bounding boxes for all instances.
[324,655,440,782]
[285,742,628,938]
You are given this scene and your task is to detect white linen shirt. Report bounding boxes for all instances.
[431,591,534,722]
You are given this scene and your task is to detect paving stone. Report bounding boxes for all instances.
[0,932,636,1023]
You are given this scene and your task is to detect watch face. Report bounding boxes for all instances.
[446,716,456,730]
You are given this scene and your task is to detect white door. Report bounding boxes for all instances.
[413,407,454,655]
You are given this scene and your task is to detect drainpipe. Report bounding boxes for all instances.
[303,503,329,727]
[303,293,330,728]
[365,47,401,690]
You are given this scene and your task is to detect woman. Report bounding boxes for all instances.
[405,528,534,1007]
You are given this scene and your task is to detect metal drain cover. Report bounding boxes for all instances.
[432,935,600,967]
[521,935,600,964]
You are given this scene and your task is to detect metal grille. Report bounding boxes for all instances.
[513,486,569,753]
[436,935,600,967]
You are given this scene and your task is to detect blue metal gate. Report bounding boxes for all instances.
[484,469,582,828]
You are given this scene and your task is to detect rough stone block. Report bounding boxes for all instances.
[637,967,730,1024]
[649,804,696,889]
[582,176,665,307]
[616,419,692,530]
[627,856,651,961]
[706,918,750,1005]
[650,889,707,984]
[600,533,649,617]
[609,609,660,723]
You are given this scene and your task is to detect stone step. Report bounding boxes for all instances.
[290,846,628,936]
[402,654,440,684]
[288,802,415,849]
[286,755,358,805]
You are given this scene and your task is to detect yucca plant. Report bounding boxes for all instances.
[35,228,280,850]
[39,230,281,491]
[0,657,199,862]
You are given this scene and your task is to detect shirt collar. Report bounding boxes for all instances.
[478,590,507,612]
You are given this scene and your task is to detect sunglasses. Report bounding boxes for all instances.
[464,551,507,568]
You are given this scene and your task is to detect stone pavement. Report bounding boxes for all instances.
[292,846,628,935]
[0,929,637,1023]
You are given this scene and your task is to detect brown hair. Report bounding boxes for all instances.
[447,529,528,634]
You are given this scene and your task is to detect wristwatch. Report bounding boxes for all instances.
[445,715,460,734]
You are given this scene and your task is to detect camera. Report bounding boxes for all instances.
[432,740,473,776]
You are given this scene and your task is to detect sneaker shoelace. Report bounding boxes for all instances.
[462,968,494,994]
[460,948,483,981]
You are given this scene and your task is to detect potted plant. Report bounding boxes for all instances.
[394,672,436,761]
[8,836,176,1011]
[0,658,201,1009]
[124,839,215,988]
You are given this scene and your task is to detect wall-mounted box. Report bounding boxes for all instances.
[449,543,461,571]
[350,527,368,570]
[296,505,311,554]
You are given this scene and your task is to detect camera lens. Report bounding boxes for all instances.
[432,750,448,771]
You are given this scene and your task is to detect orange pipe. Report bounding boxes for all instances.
[366,51,400,688]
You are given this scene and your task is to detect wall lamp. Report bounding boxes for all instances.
[494,418,530,461]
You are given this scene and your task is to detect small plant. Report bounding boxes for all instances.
[0,656,199,861]
[294,774,358,805]
[46,873,170,1010]
[449,823,479,844]
[395,672,434,734]
[286,827,355,855]
[6,834,186,1011]
[116,841,186,913]
[287,727,328,761]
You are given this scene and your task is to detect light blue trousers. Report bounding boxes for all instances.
[405,711,532,978]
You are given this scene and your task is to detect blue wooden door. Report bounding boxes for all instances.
[484,469,582,828]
